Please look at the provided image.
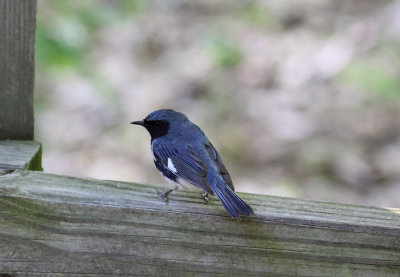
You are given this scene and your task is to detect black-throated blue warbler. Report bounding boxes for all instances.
[131,109,254,218]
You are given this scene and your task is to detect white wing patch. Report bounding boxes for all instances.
[167,158,177,173]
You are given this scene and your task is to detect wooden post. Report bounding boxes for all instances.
[0,0,37,140]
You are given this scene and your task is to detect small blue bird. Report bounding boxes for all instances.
[131,109,254,217]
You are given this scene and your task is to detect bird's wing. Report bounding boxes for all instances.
[204,142,235,191]
[152,142,213,194]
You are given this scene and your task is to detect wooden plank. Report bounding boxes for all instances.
[0,0,37,140]
[0,171,399,276]
[0,140,42,173]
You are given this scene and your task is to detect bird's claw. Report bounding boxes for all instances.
[201,192,209,203]
[157,189,173,203]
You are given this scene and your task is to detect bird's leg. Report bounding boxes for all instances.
[201,191,209,203]
[157,189,173,202]
[156,185,178,203]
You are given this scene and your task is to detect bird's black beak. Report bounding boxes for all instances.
[130,120,145,126]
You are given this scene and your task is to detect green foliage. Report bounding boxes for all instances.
[35,0,147,71]
[237,3,274,28]
[339,61,400,100]
[36,19,86,70]
[208,37,243,68]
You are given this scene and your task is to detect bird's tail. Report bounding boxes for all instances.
[209,175,254,218]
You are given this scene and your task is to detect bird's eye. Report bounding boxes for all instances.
[154,121,161,126]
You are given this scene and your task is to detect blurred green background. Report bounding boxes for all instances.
[35,0,400,207]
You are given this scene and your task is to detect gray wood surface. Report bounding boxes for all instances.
[0,140,42,173]
[0,170,399,276]
[0,0,37,140]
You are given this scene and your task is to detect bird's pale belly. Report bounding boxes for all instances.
[162,175,196,191]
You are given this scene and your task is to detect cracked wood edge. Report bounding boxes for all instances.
[0,140,42,173]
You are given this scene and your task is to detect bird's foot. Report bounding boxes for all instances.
[201,192,209,203]
[157,189,174,203]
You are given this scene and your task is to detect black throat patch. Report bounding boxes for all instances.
[144,119,170,140]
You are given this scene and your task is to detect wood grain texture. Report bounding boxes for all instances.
[0,0,37,140]
[0,140,42,172]
[0,170,399,276]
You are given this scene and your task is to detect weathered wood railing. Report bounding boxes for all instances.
[1,141,400,276]
[0,1,399,276]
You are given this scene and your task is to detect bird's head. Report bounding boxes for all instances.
[131,109,187,139]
